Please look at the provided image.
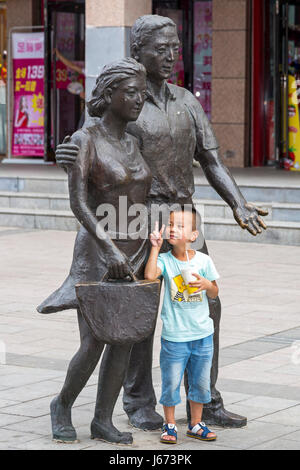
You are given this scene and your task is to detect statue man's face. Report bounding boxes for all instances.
[136,25,180,82]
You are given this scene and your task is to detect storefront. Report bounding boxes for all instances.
[0,0,7,156]
[3,0,300,171]
[48,0,213,161]
[153,0,300,171]
[254,0,300,171]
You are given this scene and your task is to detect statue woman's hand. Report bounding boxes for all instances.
[106,248,133,279]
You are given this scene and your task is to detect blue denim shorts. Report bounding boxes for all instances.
[159,335,214,407]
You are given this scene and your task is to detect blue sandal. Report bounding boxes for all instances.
[160,423,177,444]
[187,422,217,441]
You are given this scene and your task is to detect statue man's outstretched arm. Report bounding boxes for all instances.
[189,94,268,236]
[198,148,268,236]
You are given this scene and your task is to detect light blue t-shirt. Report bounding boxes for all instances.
[157,250,220,342]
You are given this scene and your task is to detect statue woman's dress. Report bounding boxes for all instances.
[38,123,152,314]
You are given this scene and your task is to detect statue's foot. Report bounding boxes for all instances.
[50,396,78,443]
[91,418,133,445]
[202,406,247,428]
[127,406,163,431]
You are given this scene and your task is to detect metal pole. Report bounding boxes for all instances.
[53,10,58,149]
[44,0,51,161]
[274,0,280,163]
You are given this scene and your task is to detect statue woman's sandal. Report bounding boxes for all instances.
[186,422,217,441]
[160,423,177,444]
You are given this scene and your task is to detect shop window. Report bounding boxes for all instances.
[193,1,212,120]
[153,0,212,119]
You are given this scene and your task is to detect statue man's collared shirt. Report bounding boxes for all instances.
[127,82,219,204]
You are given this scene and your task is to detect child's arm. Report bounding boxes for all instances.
[144,246,162,280]
[206,280,219,299]
[144,221,165,281]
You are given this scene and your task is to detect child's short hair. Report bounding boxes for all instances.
[170,205,200,231]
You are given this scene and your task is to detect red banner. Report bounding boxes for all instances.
[12,32,44,157]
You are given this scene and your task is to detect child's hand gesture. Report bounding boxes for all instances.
[149,221,165,249]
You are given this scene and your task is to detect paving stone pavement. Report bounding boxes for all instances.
[0,228,300,450]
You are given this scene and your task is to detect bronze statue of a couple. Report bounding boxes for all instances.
[38,15,268,445]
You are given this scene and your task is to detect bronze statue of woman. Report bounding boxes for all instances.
[37,58,152,444]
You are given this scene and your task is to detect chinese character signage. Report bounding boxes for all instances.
[12,32,44,157]
[194,1,212,120]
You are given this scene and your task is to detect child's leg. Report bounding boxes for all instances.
[159,339,190,410]
[163,405,175,425]
[187,336,216,438]
[159,339,190,442]
[189,400,215,438]
[162,406,176,442]
[189,400,203,427]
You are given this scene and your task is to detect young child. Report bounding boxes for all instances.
[144,206,219,444]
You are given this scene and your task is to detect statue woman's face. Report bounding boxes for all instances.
[108,75,147,122]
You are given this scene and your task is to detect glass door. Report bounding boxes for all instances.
[153,0,212,117]
[153,0,192,92]
[44,0,85,161]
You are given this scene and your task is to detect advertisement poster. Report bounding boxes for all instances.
[55,60,85,92]
[194,1,212,120]
[12,32,44,157]
[282,75,300,171]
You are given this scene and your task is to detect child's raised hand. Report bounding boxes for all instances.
[149,221,165,248]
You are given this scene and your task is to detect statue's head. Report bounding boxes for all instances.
[130,15,180,82]
[87,58,146,122]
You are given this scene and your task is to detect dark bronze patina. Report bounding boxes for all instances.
[51,15,269,439]
[37,58,163,444]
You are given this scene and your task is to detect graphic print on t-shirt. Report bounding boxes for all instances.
[172,274,203,303]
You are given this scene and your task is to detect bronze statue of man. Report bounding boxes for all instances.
[56,15,268,430]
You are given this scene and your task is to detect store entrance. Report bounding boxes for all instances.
[44,0,85,161]
[277,0,300,170]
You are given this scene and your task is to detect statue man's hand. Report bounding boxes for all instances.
[233,202,268,236]
[55,135,79,169]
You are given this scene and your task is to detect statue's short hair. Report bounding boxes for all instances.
[87,58,146,118]
[130,14,177,56]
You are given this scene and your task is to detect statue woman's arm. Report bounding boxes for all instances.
[67,132,116,253]
[67,131,132,278]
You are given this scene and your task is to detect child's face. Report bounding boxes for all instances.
[165,211,198,246]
